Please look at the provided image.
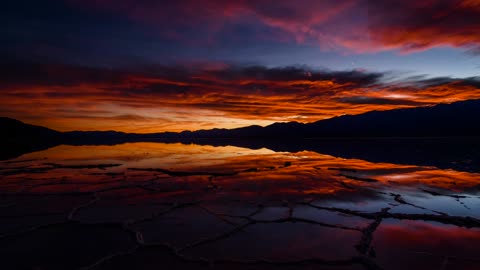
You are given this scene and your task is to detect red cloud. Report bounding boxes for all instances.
[1,60,479,132]
[365,0,480,52]
[71,0,480,53]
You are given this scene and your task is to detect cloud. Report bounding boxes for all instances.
[365,0,480,52]
[336,97,431,106]
[1,57,480,132]
[70,0,480,53]
[0,57,130,88]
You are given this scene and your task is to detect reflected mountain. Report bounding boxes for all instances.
[2,99,480,172]
[2,103,480,270]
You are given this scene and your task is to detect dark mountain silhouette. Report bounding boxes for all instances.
[1,99,480,171]
[153,98,480,138]
[0,117,63,160]
[4,98,476,141]
[1,117,61,139]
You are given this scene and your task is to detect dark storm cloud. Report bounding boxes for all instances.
[0,58,129,87]
[211,66,383,86]
[405,76,480,88]
[457,77,480,88]
[0,57,385,90]
[337,96,431,106]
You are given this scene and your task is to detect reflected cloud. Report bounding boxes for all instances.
[2,142,479,198]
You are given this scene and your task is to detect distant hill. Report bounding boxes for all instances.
[0,117,62,160]
[155,98,480,138]
[2,100,480,171]
[2,99,480,141]
[0,117,61,140]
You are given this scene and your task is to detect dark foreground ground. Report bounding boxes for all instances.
[1,140,479,270]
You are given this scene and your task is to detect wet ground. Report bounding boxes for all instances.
[1,142,479,270]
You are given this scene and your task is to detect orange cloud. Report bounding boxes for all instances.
[1,61,479,132]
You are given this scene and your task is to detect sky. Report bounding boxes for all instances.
[1,0,480,133]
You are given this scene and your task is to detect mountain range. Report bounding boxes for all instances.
[2,98,480,141]
[2,99,480,171]
[157,98,480,138]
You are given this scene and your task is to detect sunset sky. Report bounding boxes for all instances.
[1,0,480,133]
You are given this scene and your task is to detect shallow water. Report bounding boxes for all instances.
[1,142,479,269]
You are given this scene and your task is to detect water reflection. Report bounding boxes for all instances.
[1,142,479,269]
